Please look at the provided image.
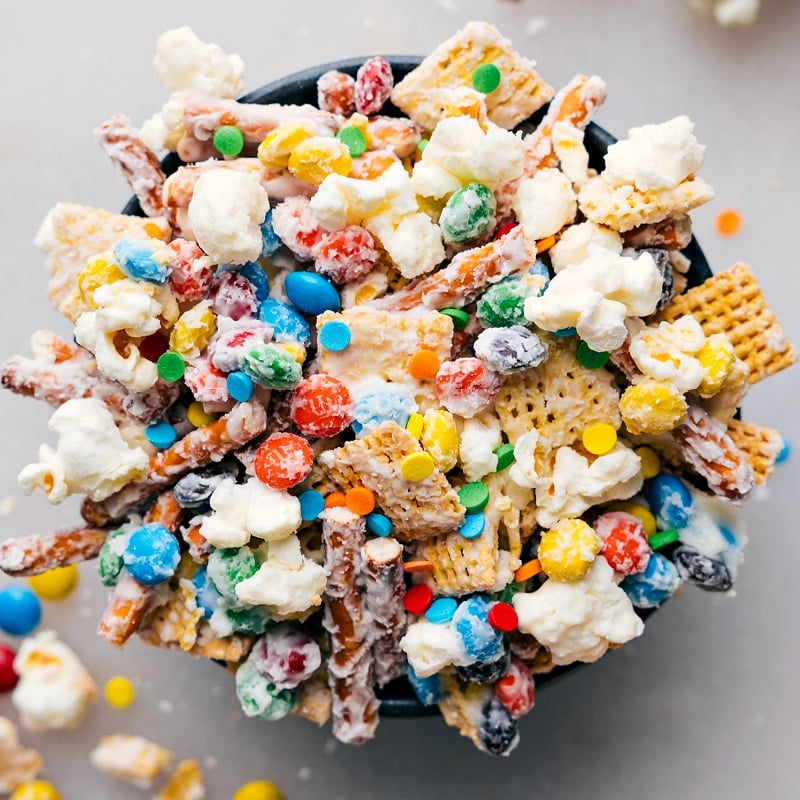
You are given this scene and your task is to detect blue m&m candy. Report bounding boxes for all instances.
[219,262,270,302]
[284,271,340,315]
[452,595,504,661]
[620,553,681,608]
[260,209,283,258]
[114,239,170,284]
[122,524,180,586]
[0,586,42,636]
[258,298,311,346]
[647,473,693,530]
[407,664,444,706]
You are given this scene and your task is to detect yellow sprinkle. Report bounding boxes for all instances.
[538,519,601,581]
[609,501,657,536]
[634,446,661,479]
[10,782,62,800]
[582,423,618,455]
[186,401,217,428]
[28,564,79,601]
[420,409,459,472]
[400,451,435,482]
[405,412,424,439]
[104,675,136,709]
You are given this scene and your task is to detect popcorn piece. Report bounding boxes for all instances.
[400,619,472,678]
[458,412,502,482]
[12,630,97,731]
[687,0,760,26]
[0,716,44,793]
[90,735,173,789]
[512,168,577,241]
[551,121,591,186]
[513,556,644,665]
[200,477,302,548]
[548,221,622,273]
[18,397,149,503]
[187,170,269,264]
[524,249,663,351]
[235,534,327,619]
[411,116,524,199]
[154,759,206,800]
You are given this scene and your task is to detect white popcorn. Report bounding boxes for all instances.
[399,619,472,678]
[310,173,386,232]
[411,116,524,198]
[90,734,173,789]
[551,120,591,186]
[513,557,644,665]
[12,630,97,731]
[688,0,759,26]
[548,221,622,273]
[524,248,663,352]
[188,170,269,264]
[458,412,502,482]
[235,534,327,619]
[512,167,577,240]
[200,477,302,548]
[18,398,149,503]
[603,116,706,192]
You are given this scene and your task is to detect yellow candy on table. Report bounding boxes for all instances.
[634,446,661,479]
[405,412,424,440]
[169,302,216,360]
[10,782,62,800]
[288,136,352,185]
[619,379,688,435]
[420,408,459,472]
[538,518,602,581]
[27,564,79,600]
[696,334,735,397]
[582,423,617,455]
[104,675,136,709]
[608,501,657,536]
[256,121,315,169]
[186,401,217,428]
[232,780,286,800]
[77,257,126,308]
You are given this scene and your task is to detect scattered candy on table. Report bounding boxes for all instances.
[0,587,42,636]
[27,564,79,601]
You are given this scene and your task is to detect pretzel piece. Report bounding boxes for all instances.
[0,526,108,577]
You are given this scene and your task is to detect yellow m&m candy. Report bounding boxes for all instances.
[28,564,79,601]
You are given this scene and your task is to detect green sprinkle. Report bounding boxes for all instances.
[648,529,680,550]
[242,343,302,389]
[439,182,496,244]
[576,340,610,370]
[157,351,185,382]
[458,482,490,513]
[471,63,501,94]
[417,138,429,152]
[336,126,368,157]
[439,307,470,331]
[213,125,245,157]
[494,442,516,472]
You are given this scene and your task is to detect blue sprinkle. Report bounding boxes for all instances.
[284,271,340,315]
[718,524,738,547]
[459,512,486,540]
[258,298,311,346]
[452,595,504,661]
[298,489,325,522]
[407,664,444,706]
[115,238,170,284]
[552,327,577,338]
[260,209,283,258]
[219,262,270,302]
[191,566,222,620]
[145,421,177,449]
[777,437,791,464]
[0,586,42,636]
[122,523,181,587]
[366,512,393,537]
[227,370,255,402]
[647,473,694,530]
[621,553,681,608]
[425,597,458,624]
[318,320,351,352]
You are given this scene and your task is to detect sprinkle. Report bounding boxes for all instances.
[425,597,458,624]
[403,559,435,573]
[325,491,347,508]
[457,482,490,513]
[487,601,519,632]
[401,451,435,481]
[186,401,217,428]
[104,675,136,709]
[635,446,661,479]
[458,512,485,539]
[366,512,393,537]
[227,370,256,402]
[407,348,441,380]
[318,320,351,351]
[27,564,79,601]
[536,235,557,253]
[157,351,186,382]
[494,443,515,471]
[336,126,368,157]
[405,412,424,439]
[145,421,178,449]
[417,138,429,152]
[576,340,609,369]
[513,559,542,583]
[582,423,617,455]
[552,327,577,338]
[298,489,325,521]
[345,486,376,516]
[648,529,680,550]
[471,63,502,94]
[231,781,286,800]
[438,307,470,330]
[715,208,742,237]
[213,125,245,157]
[403,584,434,616]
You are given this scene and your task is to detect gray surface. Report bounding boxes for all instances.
[1,1,799,798]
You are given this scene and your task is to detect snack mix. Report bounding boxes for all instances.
[0,21,794,756]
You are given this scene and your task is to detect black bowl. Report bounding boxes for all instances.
[123,57,712,717]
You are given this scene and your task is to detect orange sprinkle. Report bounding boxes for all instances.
[324,491,347,508]
[345,486,376,516]
[403,559,435,573]
[407,348,441,381]
[715,209,742,237]
[144,222,167,240]
[536,235,557,253]
[514,559,542,582]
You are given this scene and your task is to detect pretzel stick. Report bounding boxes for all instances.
[362,536,406,688]
[321,506,379,745]
[95,114,171,221]
[0,527,109,577]
[372,225,533,311]
[82,401,267,525]
[181,523,212,563]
